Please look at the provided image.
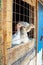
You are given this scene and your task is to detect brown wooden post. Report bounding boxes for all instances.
[0,0,4,65]
[0,0,12,65]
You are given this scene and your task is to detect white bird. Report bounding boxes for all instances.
[26,23,35,32]
[12,22,35,45]
[18,22,35,32]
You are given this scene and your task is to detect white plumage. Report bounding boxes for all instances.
[12,22,35,45]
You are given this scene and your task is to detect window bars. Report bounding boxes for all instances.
[13,0,34,38]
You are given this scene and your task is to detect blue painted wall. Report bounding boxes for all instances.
[38,2,43,53]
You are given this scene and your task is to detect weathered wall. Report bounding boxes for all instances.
[3,0,12,49]
[0,0,12,65]
[0,0,4,65]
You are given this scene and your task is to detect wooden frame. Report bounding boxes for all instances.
[0,0,38,65]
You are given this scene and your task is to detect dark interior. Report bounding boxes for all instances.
[13,0,34,38]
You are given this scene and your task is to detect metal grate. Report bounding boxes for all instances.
[13,0,34,38]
